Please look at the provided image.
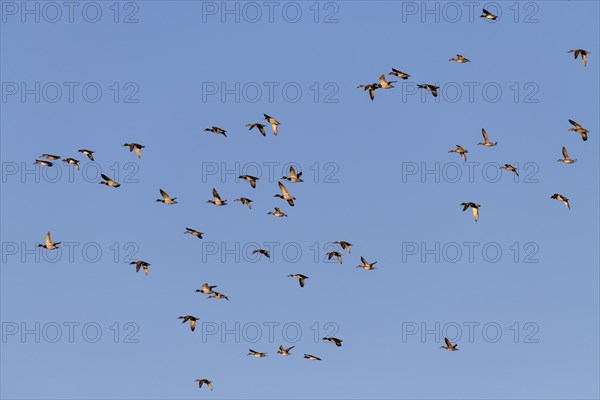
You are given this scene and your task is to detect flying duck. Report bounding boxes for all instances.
[288,274,308,287]
[248,349,268,358]
[194,379,213,391]
[156,189,177,204]
[417,84,439,97]
[196,283,217,295]
[389,68,411,80]
[277,345,295,356]
[62,158,80,170]
[323,337,343,347]
[246,123,267,136]
[379,74,396,89]
[207,188,227,206]
[239,175,259,188]
[178,315,199,331]
[449,54,471,63]
[568,49,590,66]
[557,146,576,164]
[550,193,570,209]
[263,114,280,135]
[356,256,377,270]
[326,251,343,264]
[568,119,589,141]
[333,241,353,253]
[40,154,60,160]
[34,160,53,167]
[204,126,227,138]
[99,173,120,187]
[440,337,459,351]
[268,207,288,217]
[478,128,497,146]
[184,228,204,239]
[357,82,381,101]
[449,145,468,161]
[253,249,270,258]
[480,8,497,20]
[500,164,519,176]
[461,202,480,222]
[123,143,144,158]
[304,354,322,361]
[282,166,303,182]
[275,181,296,206]
[130,260,150,276]
[234,197,253,209]
[78,149,94,161]
[38,231,60,250]
[208,291,229,301]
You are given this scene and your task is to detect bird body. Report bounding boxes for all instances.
[461,202,480,222]
[38,231,60,250]
[123,143,144,158]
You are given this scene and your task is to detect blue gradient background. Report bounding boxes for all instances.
[1,1,599,399]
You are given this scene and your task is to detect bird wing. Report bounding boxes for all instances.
[45,232,52,246]
[212,188,222,201]
[481,128,490,142]
[473,207,479,222]
[289,166,297,178]
[135,147,142,158]
[360,256,367,265]
[160,189,171,201]
[562,146,569,159]
[278,181,290,196]
[569,119,582,129]
[445,337,452,347]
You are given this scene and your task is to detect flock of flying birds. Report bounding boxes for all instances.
[31,8,592,391]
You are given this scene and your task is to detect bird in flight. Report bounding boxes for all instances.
[204,126,227,138]
[234,197,253,209]
[557,147,576,164]
[277,345,295,356]
[550,194,570,210]
[194,379,213,391]
[62,157,80,170]
[123,143,145,158]
[196,283,217,295]
[449,54,471,63]
[245,123,266,136]
[378,74,396,89]
[34,160,53,167]
[281,166,303,182]
[38,231,60,250]
[448,145,469,161]
[356,256,377,270]
[78,149,94,161]
[461,202,481,222]
[568,49,590,66]
[239,175,259,188]
[208,291,229,301]
[264,114,280,135]
[357,82,381,101]
[207,188,227,206]
[323,337,343,347]
[99,174,120,187]
[253,249,270,258]
[156,189,177,204]
[568,119,589,141]
[389,68,411,80]
[178,315,199,331]
[304,354,322,361]
[326,251,343,264]
[275,181,296,206]
[130,260,150,276]
[268,207,288,217]
[333,241,353,253]
[40,154,60,160]
[248,349,268,358]
[478,128,497,147]
[184,228,204,239]
[480,8,497,20]
[440,337,459,351]
[500,164,519,176]
[418,84,439,97]
[288,274,309,287]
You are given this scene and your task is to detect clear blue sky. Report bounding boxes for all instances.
[1,1,599,399]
